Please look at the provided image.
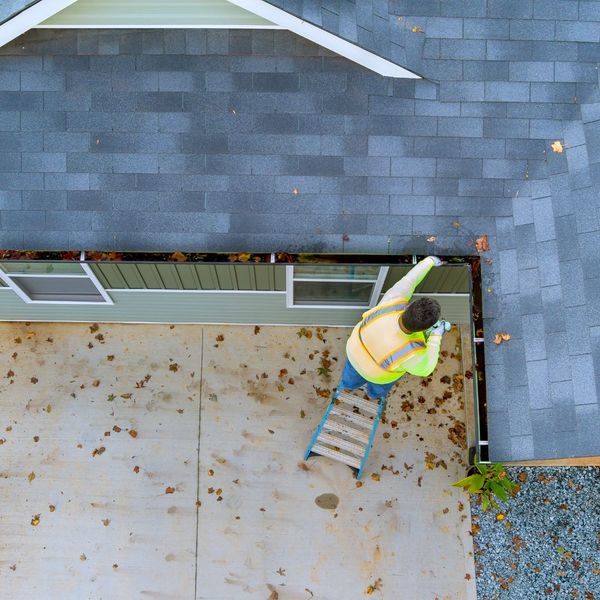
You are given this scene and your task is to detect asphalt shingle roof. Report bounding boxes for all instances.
[1,2,600,461]
[0,1,39,26]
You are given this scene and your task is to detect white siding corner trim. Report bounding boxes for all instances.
[226,0,421,79]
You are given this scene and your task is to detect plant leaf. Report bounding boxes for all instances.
[475,462,488,475]
[482,494,489,512]
[491,481,508,502]
[467,474,485,492]
[452,473,480,488]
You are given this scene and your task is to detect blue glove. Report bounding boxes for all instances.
[430,256,445,267]
[430,320,450,335]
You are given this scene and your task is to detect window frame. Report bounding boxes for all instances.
[285,265,389,309]
[0,259,113,305]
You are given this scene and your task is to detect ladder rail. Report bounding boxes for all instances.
[356,397,386,480]
[303,390,338,461]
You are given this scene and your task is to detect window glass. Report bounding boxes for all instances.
[293,281,373,306]
[11,276,105,303]
[293,265,379,280]
[0,261,84,275]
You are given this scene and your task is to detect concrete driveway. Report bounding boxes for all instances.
[0,322,476,600]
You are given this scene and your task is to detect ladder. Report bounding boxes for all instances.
[304,386,385,480]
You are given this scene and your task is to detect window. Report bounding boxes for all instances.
[286,265,388,309]
[0,261,113,305]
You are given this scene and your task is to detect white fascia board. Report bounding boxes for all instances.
[225,0,421,79]
[0,0,79,47]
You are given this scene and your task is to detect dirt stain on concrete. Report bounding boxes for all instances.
[315,493,339,510]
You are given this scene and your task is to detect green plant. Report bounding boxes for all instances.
[452,462,519,512]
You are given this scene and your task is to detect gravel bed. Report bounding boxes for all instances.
[472,466,600,600]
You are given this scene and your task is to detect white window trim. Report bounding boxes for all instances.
[0,260,113,305]
[286,265,389,310]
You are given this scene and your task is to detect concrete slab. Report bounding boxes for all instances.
[0,322,475,600]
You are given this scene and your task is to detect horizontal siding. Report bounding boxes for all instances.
[0,289,471,325]
[39,0,275,27]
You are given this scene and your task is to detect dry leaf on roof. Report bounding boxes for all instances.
[475,234,490,253]
[494,332,511,345]
[426,236,437,242]
[551,140,564,153]
[411,25,424,33]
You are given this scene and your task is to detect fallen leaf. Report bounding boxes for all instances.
[494,332,512,345]
[216,334,225,342]
[169,363,179,372]
[300,409,306,418]
[365,578,383,594]
[92,379,101,387]
[371,473,381,481]
[133,465,140,473]
[46,404,52,413]
[165,486,175,494]
[292,187,300,195]
[411,25,424,33]
[30,377,38,384]
[465,573,472,580]
[426,236,437,242]
[27,471,35,483]
[170,251,187,262]
[106,355,114,361]
[107,394,116,402]
[112,425,121,433]
[268,591,279,600]
[120,393,132,399]
[92,446,106,457]
[128,430,138,438]
[475,234,490,253]
[89,323,99,333]
[496,513,505,521]
[80,554,86,561]
[102,518,110,526]
[216,457,226,464]
[33,435,39,442]
[31,514,40,526]
[254,326,260,335]
[276,567,286,576]
[551,140,564,153]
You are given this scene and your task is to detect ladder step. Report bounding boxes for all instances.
[317,432,366,457]
[311,443,362,469]
[323,420,370,445]
[330,406,373,429]
[336,390,380,414]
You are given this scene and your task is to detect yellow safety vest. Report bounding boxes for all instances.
[346,299,426,384]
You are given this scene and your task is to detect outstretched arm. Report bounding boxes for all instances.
[400,333,442,378]
[381,256,439,304]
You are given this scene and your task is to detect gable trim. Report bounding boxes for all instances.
[226,0,421,79]
[0,0,78,47]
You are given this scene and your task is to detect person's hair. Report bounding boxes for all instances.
[401,298,441,333]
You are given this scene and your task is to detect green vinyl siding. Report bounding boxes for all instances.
[39,0,276,27]
[89,263,286,292]
[382,265,471,295]
[0,289,471,325]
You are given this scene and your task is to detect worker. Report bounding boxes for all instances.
[342,256,448,400]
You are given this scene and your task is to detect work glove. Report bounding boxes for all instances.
[430,320,450,336]
[429,256,445,267]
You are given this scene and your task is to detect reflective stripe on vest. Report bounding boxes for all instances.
[379,339,426,370]
[360,300,407,329]
[358,299,424,372]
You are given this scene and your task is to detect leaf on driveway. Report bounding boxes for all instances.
[128,430,138,438]
[31,514,40,526]
[165,486,175,494]
[27,471,35,483]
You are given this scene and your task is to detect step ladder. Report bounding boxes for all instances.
[304,386,385,480]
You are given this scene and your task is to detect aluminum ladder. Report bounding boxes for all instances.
[304,386,385,480]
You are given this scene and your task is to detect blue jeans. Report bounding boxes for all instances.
[339,359,400,400]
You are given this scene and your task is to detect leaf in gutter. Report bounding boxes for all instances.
[170,251,187,262]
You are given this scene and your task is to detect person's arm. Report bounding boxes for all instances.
[400,334,442,378]
[380,256,439,304]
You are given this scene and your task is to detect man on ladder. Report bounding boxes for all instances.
[305,256,450,478]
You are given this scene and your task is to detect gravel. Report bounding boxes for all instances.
[471,467,600,600]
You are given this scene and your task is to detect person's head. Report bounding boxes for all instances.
[400,297,441,333]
